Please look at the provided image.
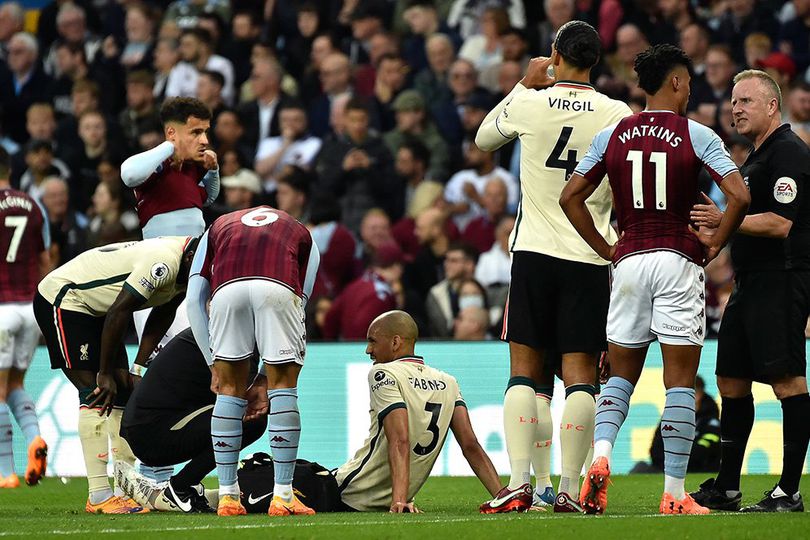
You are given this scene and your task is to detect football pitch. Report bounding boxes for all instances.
[0,475,807,539]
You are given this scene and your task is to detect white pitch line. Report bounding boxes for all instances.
[0,512,751,537]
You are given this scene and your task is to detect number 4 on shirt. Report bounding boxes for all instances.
[546,126,578,180]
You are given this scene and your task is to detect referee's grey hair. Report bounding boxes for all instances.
[733,69,782,111]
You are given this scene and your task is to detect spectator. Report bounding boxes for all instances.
[283,4,321,81]
[475,214,514,288]
[689,45,736,130]
[238,57,291,160]
[66,110,116,213]
[432,58,492,146]
[0,2,24,62]
[323,242,404,340]
[42,3,102,77]
[657,0,696,46]
[305,295,333,340]
[392,178,448,259]
[10,103,61,186]
[275,166,311,222]
[220,169,261,212]
[786,82,810,143]
[447,0,526,40]
[166,28,235,105]
[680,23,710,77]
[19,139,71,200]
[536,0,575,56]
[367,51,409,131]
[114,2,157,71]
[55,77,101,153]
[479,26,529,93]
[152,37,183,102]
[425,242,477,337]
[390,139,438,222]
[744,32,772,70]
[358,207,396,265]
[461,177,508,255]
[413,33,455,107]
[0,32,52,144]
[39,175,88,266]
[211,109,252,161]
[51,40,123,118]
[119,70,160,154]
[86,180,137,248]
[404,206,451,299]
[314,97,397,233]
[309,193,357,297]
[383,90,451,184]
[345,1,386,66]
[444,142,518,231]
[299,33,339,106]
[402,0,459,75]
[217,147,245,178]
[254,101,322,194]
[453,306,490,340]
[778,0,810,75]
[459,7,508,72]
[757,52,798,95]
[601,23,649,99]
[223,10,262,88]
[309,52,354,137]
[162,0,230,31]
[196,70,226,121]
[711,0,777,64]
[35,0,102,54]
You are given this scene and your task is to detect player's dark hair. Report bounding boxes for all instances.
[0,147,9,179]
[634,44,693,95]
[447,241,479,264]
[400,139,431,168]
[160,97,212,125]
[278,165,313,197]
[553,20,600,70]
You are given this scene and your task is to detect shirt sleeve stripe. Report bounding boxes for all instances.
[495,115,517,140]
[377,402,406,422]
[122,282,148,305]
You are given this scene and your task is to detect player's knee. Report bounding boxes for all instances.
[716,376,752,398]
[771,376,808,400]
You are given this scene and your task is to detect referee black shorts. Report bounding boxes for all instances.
[716,270,810,383]
[501,251,610,355]
[33,292,127,372]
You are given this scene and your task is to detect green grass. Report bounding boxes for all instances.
[0,475,807,539]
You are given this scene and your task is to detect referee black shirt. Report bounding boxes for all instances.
[121,328,214,428]
[731,124,810,271]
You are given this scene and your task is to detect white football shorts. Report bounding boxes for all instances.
[209,279,306,365]
[607,251,706,347]
[0,302,41,370]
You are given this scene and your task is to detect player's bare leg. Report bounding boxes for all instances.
[581,344,645,514]
[657,344,708,514]
[212,359,250,516]
[264,362,314,516]
[554,353,597,513]
[483,343,540,513]
[6,368,47,486]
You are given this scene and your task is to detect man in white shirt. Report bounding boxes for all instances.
[254,101,321,193]
[444,143,518,231]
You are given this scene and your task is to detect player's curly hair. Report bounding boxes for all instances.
[553,20,601,70]
[159,97,212,126]
[634,44,693,95]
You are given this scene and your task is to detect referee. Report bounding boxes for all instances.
[690,70,810,513]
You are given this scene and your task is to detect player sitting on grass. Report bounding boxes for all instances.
[118,311,502,513]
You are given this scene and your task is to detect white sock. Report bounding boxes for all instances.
[664,474,685,500]
[592,439,613,463]
[219,482,239,498]
[772,485,788,498]
[274,483,293,502]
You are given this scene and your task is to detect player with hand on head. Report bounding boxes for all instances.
[187,206,320,517]
[476,21,633,513]
[0,148,51,489]
[560,44,749,515]
[33,236,200,513]
[689,70,810,513]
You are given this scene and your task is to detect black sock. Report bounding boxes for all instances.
[172,451,214,490]
[778,393,810,496]
[715,394,754,493]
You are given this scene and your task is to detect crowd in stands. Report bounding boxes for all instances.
[3,0,810,340]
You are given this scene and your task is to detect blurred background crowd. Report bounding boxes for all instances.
[2,0,808,341]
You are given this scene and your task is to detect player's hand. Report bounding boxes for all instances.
[390,501,421,513]
[520,56,555,90]
[689,225,721,264]
[690,192,723,228]
[202,149,218,170]
[342,150,361,171]
[90,372,117,416]
[209,368,220,394]
[129,373,142,389]
[244,377,269,421]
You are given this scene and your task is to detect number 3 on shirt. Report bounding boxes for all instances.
[240,207,279,227]
[413,402,442,456]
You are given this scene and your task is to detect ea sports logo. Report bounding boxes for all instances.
[774,177,797,204]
